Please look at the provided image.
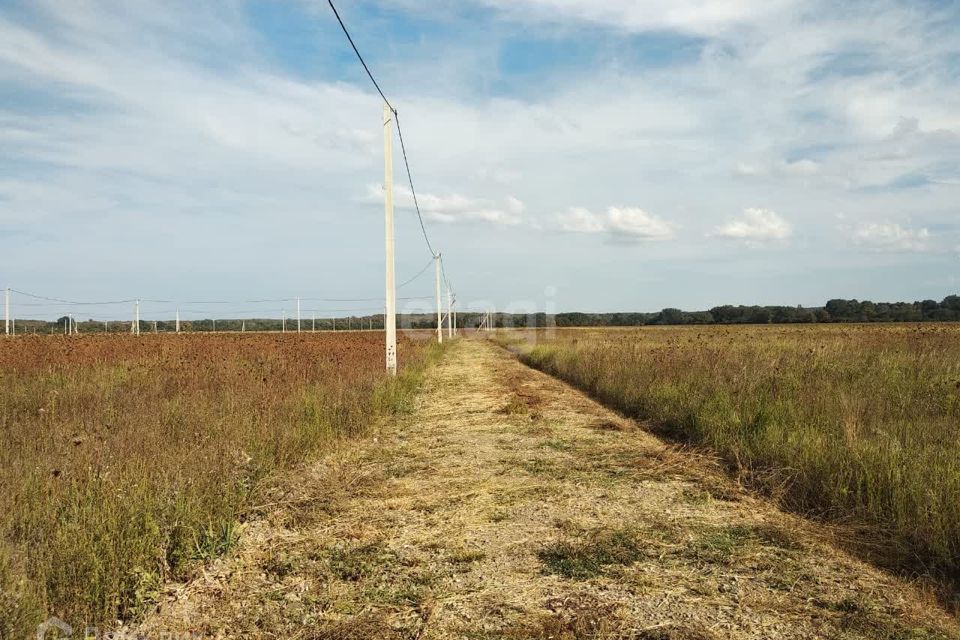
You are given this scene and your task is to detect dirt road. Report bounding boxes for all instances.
[141,338,959,639]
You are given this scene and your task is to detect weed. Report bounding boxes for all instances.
[538,527,645,579]
[0,333,442,636]
[500,325,960,587]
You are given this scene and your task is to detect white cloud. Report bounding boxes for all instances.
[852,223,931,252]
[1,0,959,307]
[556,206,673,240]
[715,208,792,244]
[734,158,820,180]
[476,0,796,35]
[606,207,674,239]
[557,207,606,233]
[364,184,524,225]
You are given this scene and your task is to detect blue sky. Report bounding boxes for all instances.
[1,0,958,320]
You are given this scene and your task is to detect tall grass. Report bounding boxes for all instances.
[0,333,442,637]
[500,325,960,589]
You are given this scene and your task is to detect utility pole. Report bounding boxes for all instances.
[175,309,180,333]
[134,300,140,336]
[4,287,9,336]
[383,103,398,375]
[297,297,301,333]
[446,285,452,339]
[282,311,285,333]
[212,318,216,332]
[242,320,246,332]
[312,313,316,333]
[434,255,442,344]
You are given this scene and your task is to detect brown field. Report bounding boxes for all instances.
[0,332,440,637]
[497,323,960,600]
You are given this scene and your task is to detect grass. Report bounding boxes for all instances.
[0,332,443,637]
[538,527,645,579]
[496,324,960,594]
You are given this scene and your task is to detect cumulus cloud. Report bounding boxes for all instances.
[365,184,524,225]
[714,208,792,244]
[557,208,606,234]
[607,207,675,239]
[556,206,673,240]
[1,0,959,305]
[852,223,931,252]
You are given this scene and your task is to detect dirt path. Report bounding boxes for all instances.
[141,338,959,639]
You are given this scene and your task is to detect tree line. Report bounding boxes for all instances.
[549,295,960,326]
[11,295,960,333]
[491,295,960,327]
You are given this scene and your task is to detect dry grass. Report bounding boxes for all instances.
[136,337,960,640]
[496,324,960,597]
[0,332,441,637]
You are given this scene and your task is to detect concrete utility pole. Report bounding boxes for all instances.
[312,313,316,333]
[134,300,140,336]
[213,318,216,332]
[446,285,452,339]
[242,321,246,332]
[297,297,301,333]
[383,103,398,375]
[434,255,442,344]
[175,309,180,333]
[4,287,9,336]
[281,311,286,333]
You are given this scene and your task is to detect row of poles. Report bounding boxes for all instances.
[3,287,458,338]
[5,7,463,377]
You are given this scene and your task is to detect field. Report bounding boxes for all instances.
[0,332,440,637]
[4,325,960,639]
[498,324,960,592]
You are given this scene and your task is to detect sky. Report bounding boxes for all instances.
[1,0,959,319]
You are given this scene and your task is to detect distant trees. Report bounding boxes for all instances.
[23,295,960,332]
[555,295,960,327]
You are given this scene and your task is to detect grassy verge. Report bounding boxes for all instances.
[494,325,960,598]
[0,333,444,637]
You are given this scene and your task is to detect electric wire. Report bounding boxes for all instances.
[11,289,137,305]
[327,0,442,261]
[397,257,434,289]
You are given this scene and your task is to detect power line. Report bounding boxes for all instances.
[327,0,440,260]
[11,289,136,305]
[394,113,437,258]
[326,0,393,112]
[440,255,452,292]
[397,257,434,289]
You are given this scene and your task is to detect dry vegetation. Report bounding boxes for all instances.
[140,338,960,639]
[497,324,960,597]
[0,332,440,637]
